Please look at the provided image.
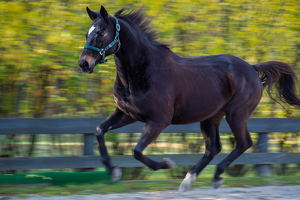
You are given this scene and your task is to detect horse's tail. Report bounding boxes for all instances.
[253,61,300,106]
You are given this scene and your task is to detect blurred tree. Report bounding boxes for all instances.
[0,0,299,119]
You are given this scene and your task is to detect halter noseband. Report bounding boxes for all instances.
[84,17,121,63]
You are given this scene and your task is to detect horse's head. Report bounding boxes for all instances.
[78,6,120,73]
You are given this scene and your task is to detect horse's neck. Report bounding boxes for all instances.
[115,61,130,89]
[114,21,153,88]
[114,49,150,91]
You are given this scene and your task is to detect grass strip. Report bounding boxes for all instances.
[0,175,299,197]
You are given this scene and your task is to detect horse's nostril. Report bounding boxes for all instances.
[83,62,88,69]
[79,60,89,70]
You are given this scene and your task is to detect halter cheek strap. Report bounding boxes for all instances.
[84,17,121,63]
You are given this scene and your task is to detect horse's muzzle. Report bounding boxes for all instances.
[78,59,93,73]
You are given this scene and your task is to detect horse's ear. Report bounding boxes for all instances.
[100,6,109,23]
[86,7,97,21]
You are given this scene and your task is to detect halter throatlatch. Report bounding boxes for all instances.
[84,17,121,63]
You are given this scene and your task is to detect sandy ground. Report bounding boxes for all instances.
[2,185,300,200]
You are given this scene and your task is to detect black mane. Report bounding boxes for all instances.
[114,7,169,49]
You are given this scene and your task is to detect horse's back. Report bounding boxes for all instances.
[170,53,262,124]
[173,53,262,93]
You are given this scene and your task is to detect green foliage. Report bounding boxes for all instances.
[0,0,300,118]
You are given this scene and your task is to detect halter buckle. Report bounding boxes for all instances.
[99,49,105,55]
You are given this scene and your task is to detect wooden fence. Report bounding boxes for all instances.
[0,118,300,175]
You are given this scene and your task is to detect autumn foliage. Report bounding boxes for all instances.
[1,0,300,118]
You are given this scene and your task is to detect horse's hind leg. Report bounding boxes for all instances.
[179,112,224,192]
[212,112,253,189]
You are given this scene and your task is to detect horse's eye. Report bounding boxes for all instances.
[97,31,105,37]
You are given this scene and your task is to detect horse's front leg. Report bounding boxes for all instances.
[96,108,136,181]
[133,121,176,171]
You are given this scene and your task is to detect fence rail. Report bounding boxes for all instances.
[2,118,300,135]
[0,118,300,173]
[0,153,299,171]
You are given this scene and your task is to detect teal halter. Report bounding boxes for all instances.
[84,17,121,63]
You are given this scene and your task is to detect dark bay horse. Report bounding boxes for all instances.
[78,6,300,191]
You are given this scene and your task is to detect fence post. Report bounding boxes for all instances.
[81,133,95,171]
[256,132,271,176]
[83,133,95,156]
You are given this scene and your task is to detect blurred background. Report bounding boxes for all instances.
[0,0,299,180]
[1,0,300,118]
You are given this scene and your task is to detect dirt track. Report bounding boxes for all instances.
[3,185,300,199]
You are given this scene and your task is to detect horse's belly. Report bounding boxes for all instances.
[171,101,225,124]
[171,111,219,124]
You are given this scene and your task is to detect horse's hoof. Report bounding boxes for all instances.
[178,172,197,192]
[163,157,176,169]
[111,167,122,182]
[211,178,224,189]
